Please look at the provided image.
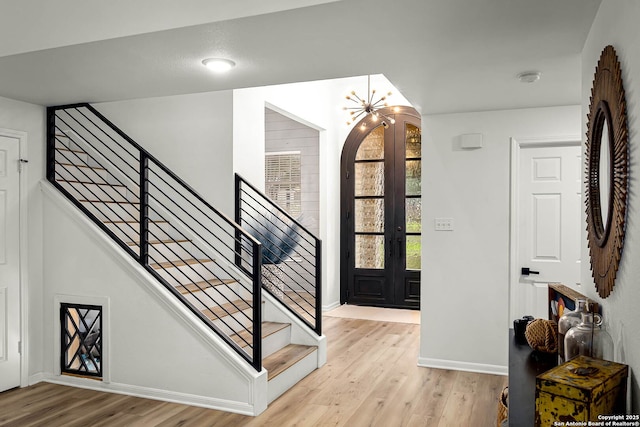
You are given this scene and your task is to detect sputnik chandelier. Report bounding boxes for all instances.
[344,75,396,128]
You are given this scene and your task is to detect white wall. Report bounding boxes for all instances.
[95,91,234,217]
[0,96,45,379]
[419,105,581,373]
[233,75,411,310]
[581,0,640,412]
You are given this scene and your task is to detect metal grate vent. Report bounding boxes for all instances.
[60,303,102,378]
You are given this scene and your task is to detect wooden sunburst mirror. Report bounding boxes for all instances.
[585,45,629,298]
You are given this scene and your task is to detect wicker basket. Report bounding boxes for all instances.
[496,386,508,427]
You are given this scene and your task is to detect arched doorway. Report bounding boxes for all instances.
[340,106,421,309]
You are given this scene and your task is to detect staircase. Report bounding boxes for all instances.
[47,104,323,408]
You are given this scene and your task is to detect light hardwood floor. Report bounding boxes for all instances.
[0,316,506,426]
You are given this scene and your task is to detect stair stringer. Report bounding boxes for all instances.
[41,181,269,416]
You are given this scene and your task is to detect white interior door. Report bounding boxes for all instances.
[512,142,581,321]
[0,134,21,392]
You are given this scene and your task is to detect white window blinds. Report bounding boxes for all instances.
[265,152,302,217]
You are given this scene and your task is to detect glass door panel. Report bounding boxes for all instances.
[406,198,422,232]
[355,235,385,269]
[355,199,384,233]
[406,125,421,158]
[356,126,385,160]
[405,124,421,271]
[405,160,421,196]
[354,125,386,271]
[354,162,384,196]
[406,235,422,270]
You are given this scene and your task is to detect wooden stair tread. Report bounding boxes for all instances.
[263,344,317,381]
[150,258,212,269]
[56,147,86,154]
[175,279,236,295]
[57,179,124,187]
[127,239,189,246]
[201,299,251,320]
[103,220,167,224]
[232,321,289,348]
[79,200,139,205]
[55,163,106,171]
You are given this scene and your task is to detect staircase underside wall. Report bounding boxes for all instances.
[41,182,268,415]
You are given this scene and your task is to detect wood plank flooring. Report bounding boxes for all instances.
[0,316,506,426]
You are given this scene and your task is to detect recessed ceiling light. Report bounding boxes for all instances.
[202,58,236,73]
[517,71,541,84]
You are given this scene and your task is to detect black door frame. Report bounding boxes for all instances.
[340,106,421,309]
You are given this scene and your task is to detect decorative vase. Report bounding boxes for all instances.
[564,312,614,362]
[262,264,285,300]
[557,299,590,364]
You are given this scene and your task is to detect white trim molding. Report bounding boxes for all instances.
[28,372,46,386]
[417,357,508,376]
[42,374,257,416]
[322,301,340,312]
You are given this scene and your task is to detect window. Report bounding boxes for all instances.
[265,152,301,217]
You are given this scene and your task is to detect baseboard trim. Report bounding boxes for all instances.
[42,374,257,416]
[28,372,46,386]
[417,357,508,376]
[322,301,340,312]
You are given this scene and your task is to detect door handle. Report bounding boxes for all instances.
[397,238,402,257]
[521,267,540,276]
[389,238,393,257]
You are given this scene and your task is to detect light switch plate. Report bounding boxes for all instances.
[434,218,454,231]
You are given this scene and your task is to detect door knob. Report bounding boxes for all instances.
[521,267,540,276]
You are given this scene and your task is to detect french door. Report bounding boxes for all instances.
[340,106,421,309]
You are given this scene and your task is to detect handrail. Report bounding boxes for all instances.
[47,104,263,371]
[235,173,322,335]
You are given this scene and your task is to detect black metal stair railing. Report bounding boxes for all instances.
[235,174,322,335]
[47,103,264,371]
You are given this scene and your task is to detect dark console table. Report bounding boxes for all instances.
[508,329,557,426]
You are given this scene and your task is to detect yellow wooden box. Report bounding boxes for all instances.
[535,356,628,426]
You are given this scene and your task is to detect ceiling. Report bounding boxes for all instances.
[0,0,601,115]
